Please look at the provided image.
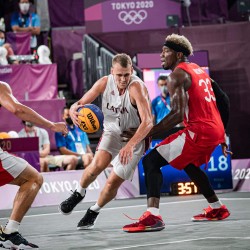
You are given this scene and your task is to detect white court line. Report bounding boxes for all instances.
[105,236,250,250]
[25,218,250,239]
[1,197,250,220]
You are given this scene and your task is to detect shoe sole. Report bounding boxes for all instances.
[77,224,95,230]
[0,240,40,249]
[192,212,230,222]
[123,226,165,233]
[77,214,99,230]
[58,205,73,216]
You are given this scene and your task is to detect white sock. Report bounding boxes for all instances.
[76,185,86,197]
[4,220,20,234]
[90,203,102,213]
[147,207,160,216]
[209,200,223,209]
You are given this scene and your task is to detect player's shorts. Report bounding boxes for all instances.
[0,147,27,186]
[156,128,217,170]
[46,155,65,167]
[97,131,145,181]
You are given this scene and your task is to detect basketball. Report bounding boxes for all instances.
[78,104,104,133]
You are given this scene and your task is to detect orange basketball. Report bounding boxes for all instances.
[78,104,104,133]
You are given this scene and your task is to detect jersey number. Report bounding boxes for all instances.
[199,78,216,102]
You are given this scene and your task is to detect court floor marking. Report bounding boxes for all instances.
[1,197,250,220]
[21,219,249,240]
[105,236,250,250]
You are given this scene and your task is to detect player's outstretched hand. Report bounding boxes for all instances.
[51,122,68,136]
[120,128,137,142]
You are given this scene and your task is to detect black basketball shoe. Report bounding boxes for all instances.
[77,208,99,230]
[58,190,85,215]
[0,226,39,249]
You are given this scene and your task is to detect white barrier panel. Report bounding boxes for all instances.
[0,169,140,210]
[232,159,250,191]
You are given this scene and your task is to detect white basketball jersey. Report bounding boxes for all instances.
[102,74,145,133]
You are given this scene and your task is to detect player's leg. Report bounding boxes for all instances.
[77,171,124,230]
[58,150,112,215]
[79,150,112,188]
[0,152,43,225]
[8,166,43,223]
[123,148,167,232]
[184,164,230,221]
[77,149,143,230]
[0,153,42,249]
[143,148,168,207]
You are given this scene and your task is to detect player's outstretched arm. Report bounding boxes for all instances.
[0,82,68,135]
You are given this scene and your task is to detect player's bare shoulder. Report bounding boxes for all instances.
[129,80,143,95]
[172,68,191,90]
[95,76,109,93]
[129,80,149,104]
[0,81,11,98]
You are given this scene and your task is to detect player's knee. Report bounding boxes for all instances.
[33,172,43,188]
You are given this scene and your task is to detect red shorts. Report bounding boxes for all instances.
[156,128,217,170]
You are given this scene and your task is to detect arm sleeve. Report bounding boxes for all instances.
[211,78,230,131]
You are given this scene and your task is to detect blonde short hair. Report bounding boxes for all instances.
[112,53,132,68]
[165,34,193,56]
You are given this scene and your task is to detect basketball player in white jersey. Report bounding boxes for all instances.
[0,81,68,249]
[59,53,153,229]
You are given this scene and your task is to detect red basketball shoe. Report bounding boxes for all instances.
[192,205,230,221]
[122,211,165,233]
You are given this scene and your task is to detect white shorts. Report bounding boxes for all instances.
[97,131,145,181]
[0,147,27,186]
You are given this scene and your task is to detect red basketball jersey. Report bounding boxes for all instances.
[176,62,225,146]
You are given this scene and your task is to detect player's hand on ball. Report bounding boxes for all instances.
[69,103,84,126]
[77,104,104,133]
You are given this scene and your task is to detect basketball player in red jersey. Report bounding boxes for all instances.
[122,33,231,233]
[0,81,68,249]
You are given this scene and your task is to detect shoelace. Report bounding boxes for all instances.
[123,212,149,226]
[203,207,213,214]
[65,190,78,202]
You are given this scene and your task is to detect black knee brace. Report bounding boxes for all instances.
[142,148,168,199]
